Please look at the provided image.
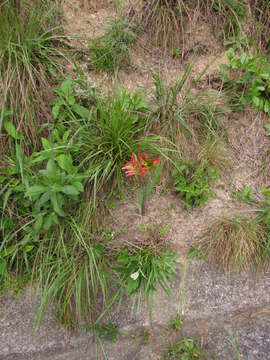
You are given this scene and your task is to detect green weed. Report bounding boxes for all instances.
[186,245,206,260]
[116,243,178,310]
[228,331,242,360]
[172,158,218,209]
[221,48,270,113]
[232,185,256,205]
[164,337,206,359]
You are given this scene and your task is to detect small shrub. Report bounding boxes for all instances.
[88,18,136,72]
[0,141,86,278]
[165,337,206,359]
[172,159,218,209]
[200,216,268,272]
[221,48,270,113]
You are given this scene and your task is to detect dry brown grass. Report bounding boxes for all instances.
[200,216,268,273]
[128,0,188,53]
[127,0,249,53]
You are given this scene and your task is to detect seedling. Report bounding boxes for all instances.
[169,313,182,331]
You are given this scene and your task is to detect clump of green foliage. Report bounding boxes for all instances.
[172,158,218,209]
[116,243,178,309]
[164,337,206,359]
[221,48,270,113]
[0,0,65,147]
[88,18,136,72]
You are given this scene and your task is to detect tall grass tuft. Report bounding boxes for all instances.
[76,87,163,204]
[128,0,248,52]
[200,216,268,273]
[35,219,109,327]
[0,0,66,148]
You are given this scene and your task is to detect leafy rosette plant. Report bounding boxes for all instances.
[122,153,161,215]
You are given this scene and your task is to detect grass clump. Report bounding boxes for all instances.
[210,0,248,40]
[150,70,229,153]
[0,0,65,148]
[129,0,184,53]
[35,220,109,327]
[232,185,256,205]
[74,87,163,203]
[200,216,268,272]
[128,0,248,53]
[88,18,136,73]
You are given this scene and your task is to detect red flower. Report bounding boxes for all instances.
[122,153,160,177]
[122,153,145,177]
[152,156,160,166]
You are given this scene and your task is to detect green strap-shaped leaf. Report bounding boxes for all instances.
[4,121,20,140]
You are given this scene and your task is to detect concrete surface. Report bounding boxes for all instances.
[1,261,270,359]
